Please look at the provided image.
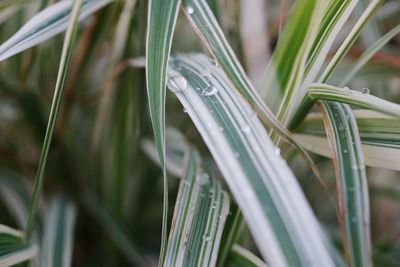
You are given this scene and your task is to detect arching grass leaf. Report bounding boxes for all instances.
[320,102,371,267]
[145,0,181,263]
[0,0,111,61]
[41,198,76,267]
[0,225,38,267]
[307,83,400,118]
[167,54,335,267]
[164,147,229,267]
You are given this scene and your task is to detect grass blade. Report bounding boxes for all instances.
[0,225,38,266]
[182,0,299,143]
[167,54,335,267]
[319,0,384,83]
[41,198,76,267]
[320,102,371,267]
[146,0,181,264]
[182,0,323,184]
[294,134,400,170]
[308,83,400,118]
[226,245,268,267]
[300,110,400,149]
[164,147,229,267]
[341,23,400,85]
[0,0,111,62]
[260,0,321,125]
[25,0,83,240]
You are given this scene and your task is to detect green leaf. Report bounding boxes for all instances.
[226,245,268,267]
[146,0,181,264]
[0,0,111,62]
[298,110,400,149]
[319,0,384,83]
[0,224,38,266]
[289,0,358,128]
[167,54,336,267]
[260,0,321,125]
[294,133,400,170]
[41,198,76,267]
[182,0,301,144]
[320,102,371,267]
[164,147,229,267]
[182,0,322,182]
[341,23,400,85]
[25,0,83,240]
[307,83,400,118]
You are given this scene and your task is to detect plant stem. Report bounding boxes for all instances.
[25,0,83,240]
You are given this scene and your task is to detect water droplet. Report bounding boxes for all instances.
[241,125,251,133]
[211,59,219,67]
[361,88,370,94]
[186,5,194,14]
[343,86,349,91]
[201,86,218,96]
[183,108,187,113]
[274,147,281,156]
[167,75,187,93]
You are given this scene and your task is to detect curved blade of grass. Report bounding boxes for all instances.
[182,0,323,184]
[299,110,400,149]
[320,102,371,267]
[319,0,384,83]
[0,0,111,62]
[226,245,268,267]
[164,147,229,267]
[294,134,400,170]
[41,198,76,267]
[284,0,358,129]
[341,23,400,85]
[308,83,400,118]
[0,225,38,266]
[304,0,357,82]
[145,0,181,264]
[260,0,321,125]
[25,0,83,240]
[167,54,335,267]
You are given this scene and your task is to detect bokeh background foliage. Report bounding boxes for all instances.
[0,0,399,266]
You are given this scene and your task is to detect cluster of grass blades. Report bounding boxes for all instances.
[0,0,399,266]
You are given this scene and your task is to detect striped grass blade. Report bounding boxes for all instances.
[41,198,76,267]
[320,102,371,267]
[0,225,38,266]
[164,147,229,267]
[146,0,181,264]
[166,54,335,267]
[25,0,83,240]
[307,83,400,118]
[0,0,112,62]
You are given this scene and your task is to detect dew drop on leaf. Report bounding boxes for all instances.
[186,5,194,14]
[167,75,187,93]
[201,86,218,96]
